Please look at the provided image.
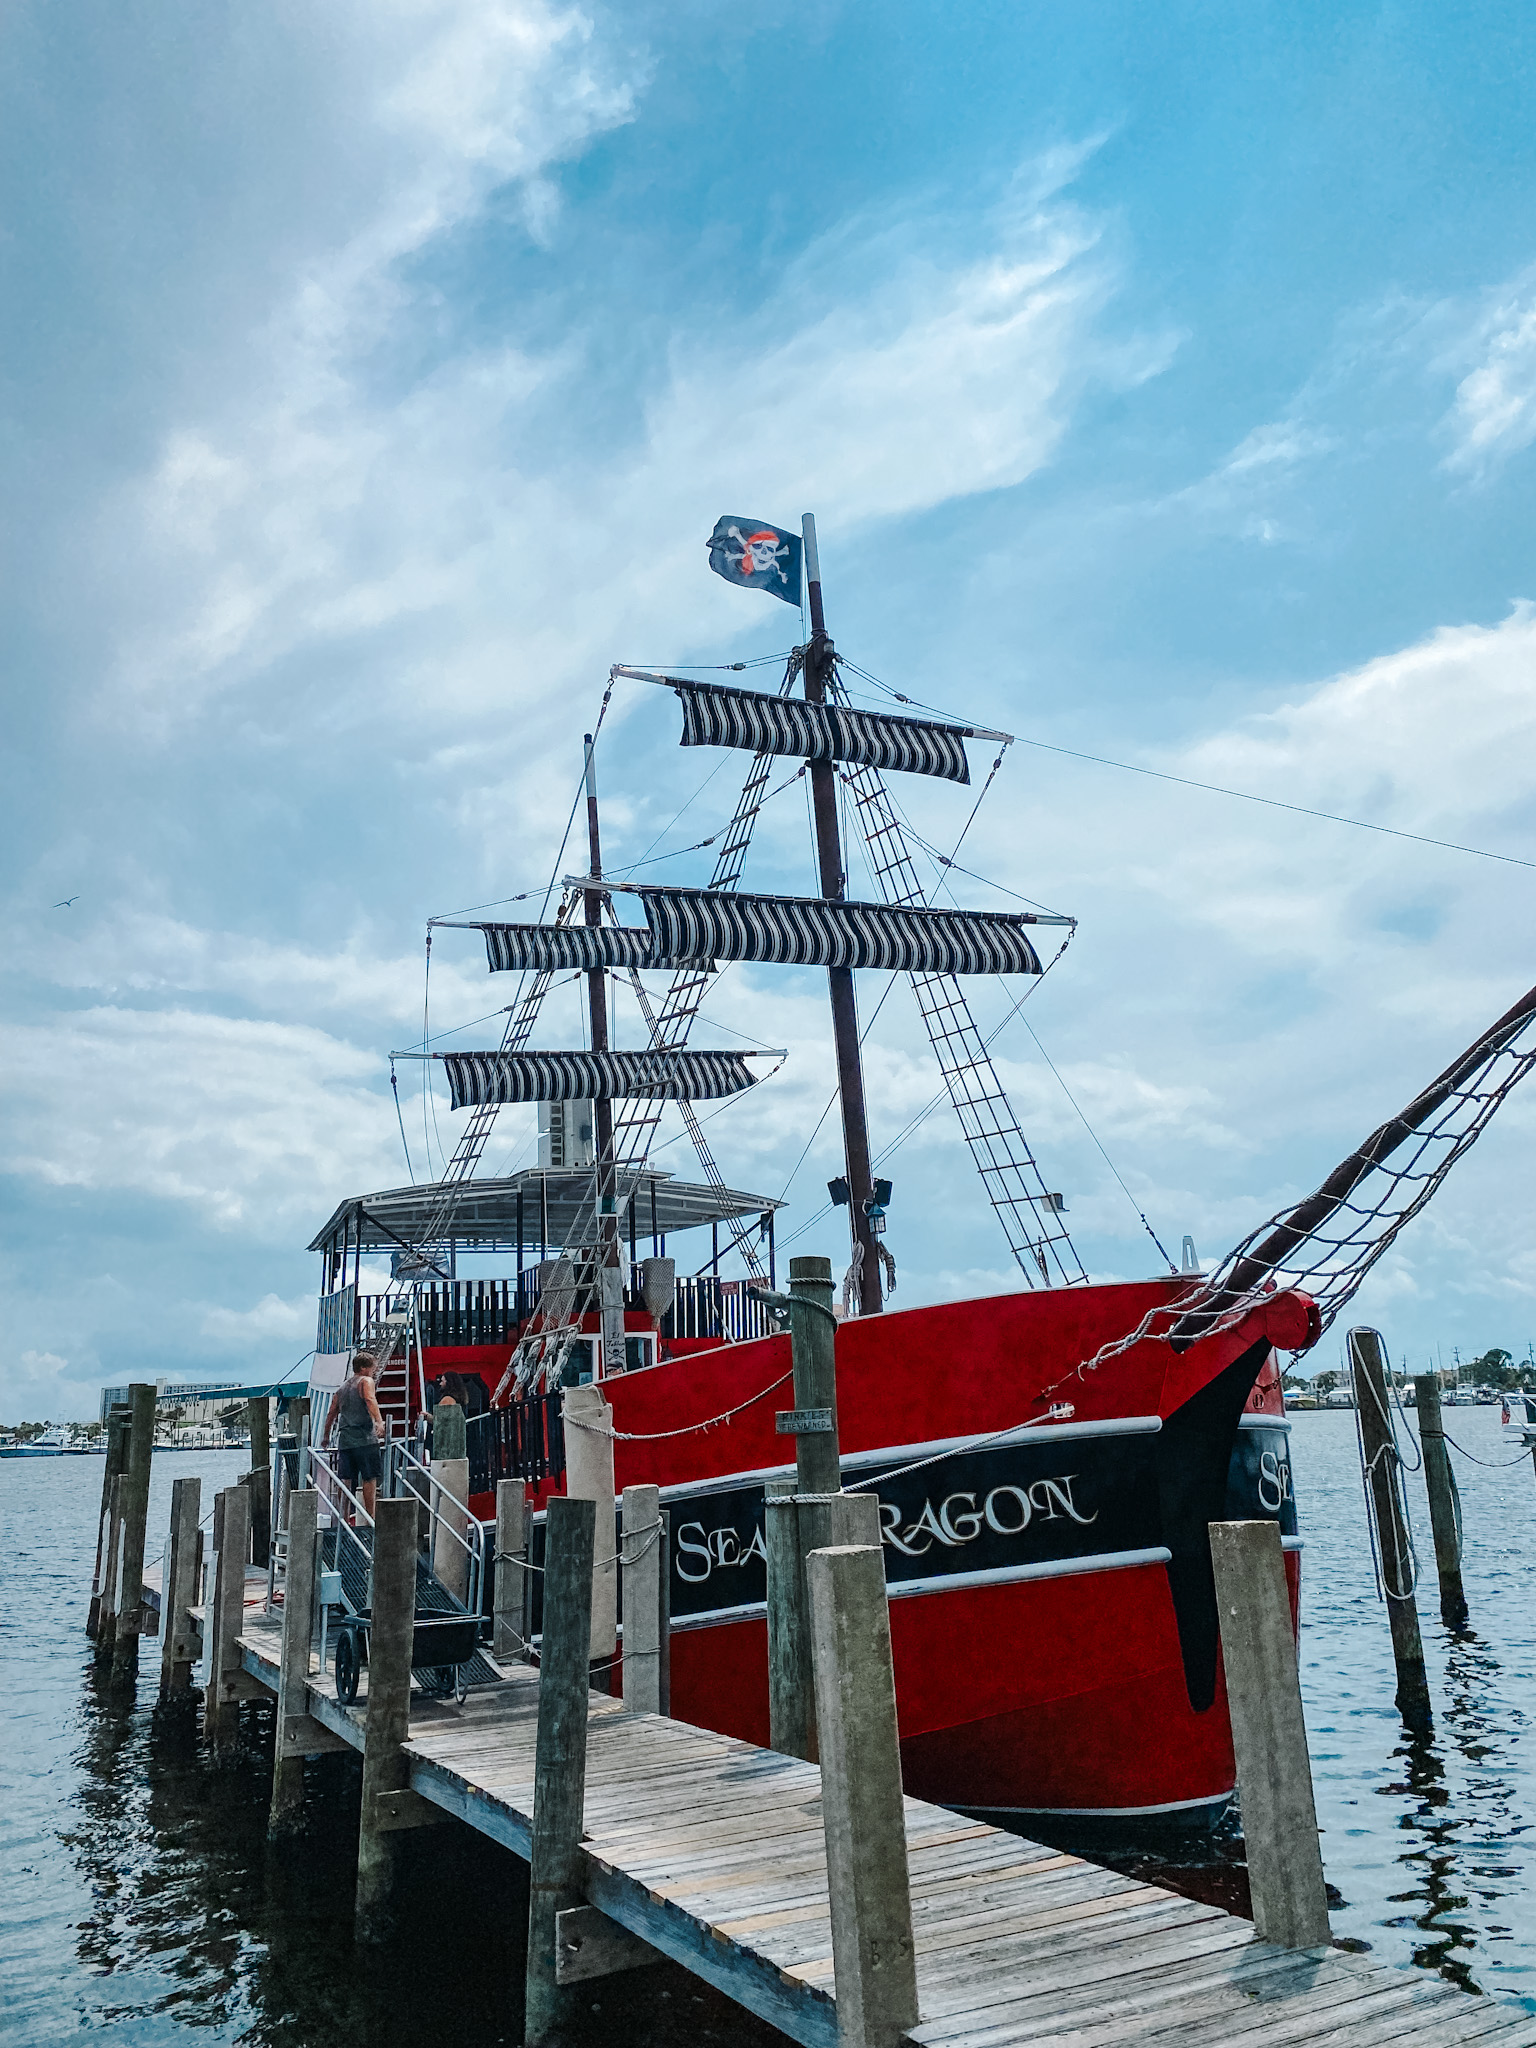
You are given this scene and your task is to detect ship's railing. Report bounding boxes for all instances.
[466,1393,566,1496]
[661,1277,779,1345]
[346,1272,780,1354]
[383,1439,486,1620]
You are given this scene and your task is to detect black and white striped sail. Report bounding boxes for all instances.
[659,675,976,784]
[638,887,1044,976]
[440,1048,762,1109]
[477,923,661,973]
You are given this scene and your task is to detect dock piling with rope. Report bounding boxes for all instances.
[1349,1327,1433,1726]
[1412,1372,1470,1628]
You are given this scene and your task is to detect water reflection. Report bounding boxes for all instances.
[1369,1626,1530,1997]
[59,1676,783,2047]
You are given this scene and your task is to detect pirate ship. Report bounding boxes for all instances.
[306,515,1536,1822]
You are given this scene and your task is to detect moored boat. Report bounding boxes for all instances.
[303,512,1536,1823]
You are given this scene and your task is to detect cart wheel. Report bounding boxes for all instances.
[335,1629,359,1706]
[454,1663,469,1706]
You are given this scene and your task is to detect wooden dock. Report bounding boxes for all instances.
[229,1604,1536,2048]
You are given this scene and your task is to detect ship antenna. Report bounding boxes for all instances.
[801,513,884,1316]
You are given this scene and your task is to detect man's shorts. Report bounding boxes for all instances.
[338,1440,383,1488]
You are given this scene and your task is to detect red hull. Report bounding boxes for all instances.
[430,1274,1316,1819]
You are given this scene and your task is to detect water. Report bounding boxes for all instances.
[2,1414,1532,2044]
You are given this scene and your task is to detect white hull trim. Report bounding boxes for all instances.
[655,1414,1166,1507]
[667,1543,1175,1633]
[961,1790,1234,1820]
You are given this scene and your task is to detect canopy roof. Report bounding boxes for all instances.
[308,1167,783,1257]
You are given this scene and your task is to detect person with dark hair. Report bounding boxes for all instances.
[322,1352,384,1520]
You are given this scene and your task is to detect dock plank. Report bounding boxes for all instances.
[213,1596,1536,2048]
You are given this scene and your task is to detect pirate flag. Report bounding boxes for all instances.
[706,516,803,606]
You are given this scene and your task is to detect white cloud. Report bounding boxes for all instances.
[27,909,483,1029]
[1444,270,1536,473]
[0,1006,400,1235]
[199,1291,313,1348]
[103,146,1168,753]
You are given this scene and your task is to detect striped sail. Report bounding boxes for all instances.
[479,924,660,973]
[638,888,1043,976]
[667,677,974,783]
[440,1048,761,1109]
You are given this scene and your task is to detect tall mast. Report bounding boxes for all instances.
[801,514,883,1316]
[584,734,627,1371]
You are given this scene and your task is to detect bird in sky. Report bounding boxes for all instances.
[53,896,79,908]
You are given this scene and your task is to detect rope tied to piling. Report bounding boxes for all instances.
[1351,1334,1422,1604]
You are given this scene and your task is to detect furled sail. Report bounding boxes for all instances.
[632,672,988,784]
[636,886,1045,976]
[439,1048,764,1109]
[474,923,661,973]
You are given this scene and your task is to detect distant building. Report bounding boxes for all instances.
[99,1379,241,1424]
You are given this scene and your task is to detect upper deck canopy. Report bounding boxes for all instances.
[308,1167,783,1258]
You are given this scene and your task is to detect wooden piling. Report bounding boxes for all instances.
[768,1488,881,1764]
[788,1254,840,1496]
[494,1478,528,1663]
[765,1477,811,1759]
[805,1540,919,2048]
[206,1484,252,1754]
[110,1383,157,1683]
[1209,1519,1332,1951]
[620,1484,663,1715]
[526,1492,597,2047]
[562,1383,617,1663]
[95,1474,125,1656]
[1349,1328,1432,1724]
[356,1496,419,1935]
[88,1404,131,1641]
[655,1507,671,1716]
[1412,1374,1469,1628]
[159,1475,202,1698]
[432,1455,471,1605]
[248,1395,272,1569]
[269,1487,322,1835]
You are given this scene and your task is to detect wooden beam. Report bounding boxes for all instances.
[555,1904,660,1984]
[280,1713,352,1757]
[371,1786,451,1832]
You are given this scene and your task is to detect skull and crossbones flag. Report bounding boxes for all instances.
[706,516,803,606]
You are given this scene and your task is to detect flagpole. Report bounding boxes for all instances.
[801,514,883,1317]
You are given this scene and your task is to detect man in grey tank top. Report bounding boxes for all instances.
[321,1352,384,1520]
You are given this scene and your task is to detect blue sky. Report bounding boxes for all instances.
[5,0,1536,1418]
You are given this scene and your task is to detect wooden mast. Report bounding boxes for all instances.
[583,734,627,1372]
[801,515,883,1316]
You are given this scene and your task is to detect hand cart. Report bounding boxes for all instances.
[332,1610,481,1707]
